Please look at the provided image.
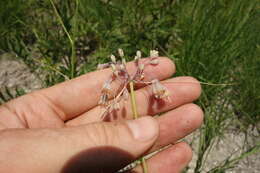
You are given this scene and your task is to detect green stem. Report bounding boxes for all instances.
[141,157,148,173]
[49,0,76,79]
[129,81,148,173]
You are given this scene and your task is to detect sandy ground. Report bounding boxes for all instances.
[0,53,259,172]
[185,128,259,173]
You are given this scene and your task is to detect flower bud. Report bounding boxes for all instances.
[151,79,169,99]
[119,64,125,71]
[136,50,142,59]
[98,94,109,106]
[102,81,112,93]
[111,64,119,76]
[118,48,124,57]
[113,102,120,110]
[111,64,116,71]
[138,63,145,71]
[150,50,159,58]
[123,89,129,101]
[110,54,116,63]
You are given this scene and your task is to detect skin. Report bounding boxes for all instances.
[61,146,135,173]
[0,57,203,173]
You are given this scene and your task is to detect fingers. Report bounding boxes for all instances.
[0,122,6,130]
[150,103,203,152]
[131,142,192,173]
[67,103,203,162]
[0,117,159,173]
[35,57,175,121]
[0,105,26,129]
[66,76,201,125]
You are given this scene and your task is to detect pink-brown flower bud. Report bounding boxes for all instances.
[151,79,169,99]
[102,81,112,93]
[123,89,129,101]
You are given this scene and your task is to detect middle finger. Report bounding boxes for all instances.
[66,76,201,126]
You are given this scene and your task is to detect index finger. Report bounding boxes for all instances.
[37,57,175,121]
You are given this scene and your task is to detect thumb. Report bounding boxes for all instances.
[0,116,159,173]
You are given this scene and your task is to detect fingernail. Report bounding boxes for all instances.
[126,117,159,142]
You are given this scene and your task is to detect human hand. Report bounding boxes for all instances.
[0,57,203,173]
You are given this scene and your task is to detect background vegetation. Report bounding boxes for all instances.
[0,0,259,172]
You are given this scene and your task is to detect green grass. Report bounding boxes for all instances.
[0,0,259,172]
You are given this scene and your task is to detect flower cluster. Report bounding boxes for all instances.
[97,49,170,120]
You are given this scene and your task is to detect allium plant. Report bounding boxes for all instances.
[97,49,170,120]
[97,49,171,173]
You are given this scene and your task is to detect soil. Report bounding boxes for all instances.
[185,127,259,173]
[0,53,259,172]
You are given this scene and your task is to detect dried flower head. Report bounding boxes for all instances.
[97,49,171,120]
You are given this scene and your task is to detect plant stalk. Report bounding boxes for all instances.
[129,81,148,173]
[129,81,138,119]
[49,0,76,79]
